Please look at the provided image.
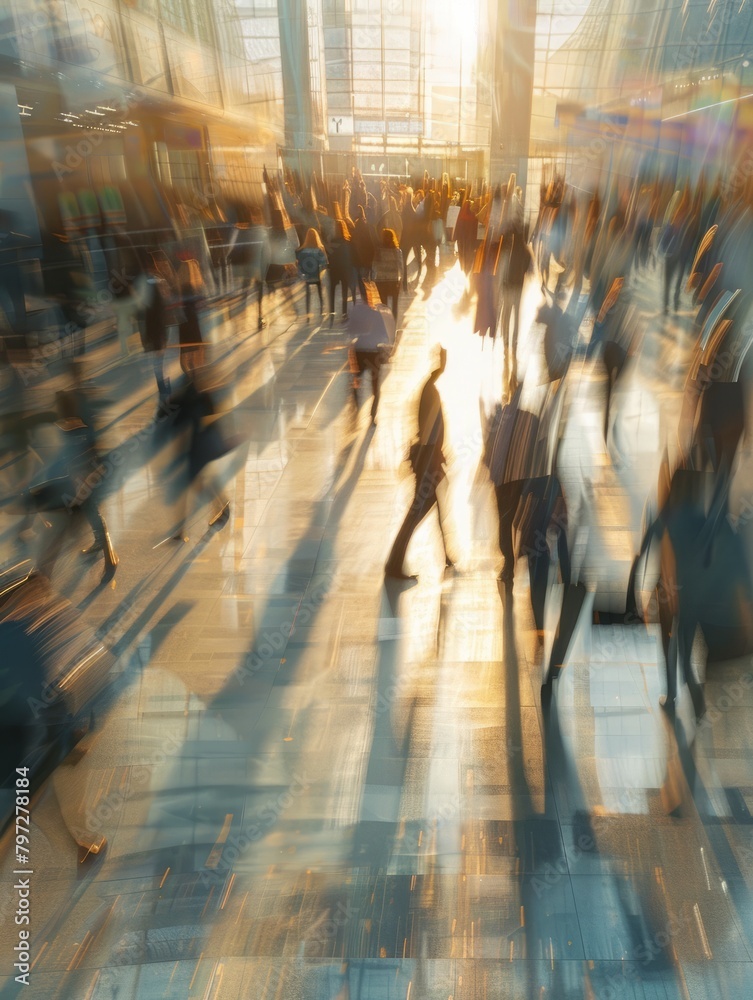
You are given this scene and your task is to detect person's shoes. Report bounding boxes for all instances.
[172,525,188,542]
[209,500,230,527]
[384,562,417,581]
[659,694,676,717]
[77,836,107,865]
[258,318,267,330]
[101,556,118,585]
[82,541,103,556]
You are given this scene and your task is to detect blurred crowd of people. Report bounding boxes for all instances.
[7,148,753,732]
[393,161,753,729]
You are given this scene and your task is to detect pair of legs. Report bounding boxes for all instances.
[421,239,438,276]
[495,480,523,582]
[149,349,170,400]
[243,275,265,329]
[173,444,229,539]
[375,281,400,320]
[305,280,324,317]
[31,492,118,584]
[659,599,706,720]
[328,275,350,322]
[386,470,451,577]
[351,349,383,418]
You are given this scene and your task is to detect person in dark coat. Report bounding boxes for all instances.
[385,348,453,579]
[372,228,403,320]
[400,190,423,288]
[139,264,171,402]
[352,208,377,299]
[454,200,479,276]
[326,220,355,325]
[472,228,501,342]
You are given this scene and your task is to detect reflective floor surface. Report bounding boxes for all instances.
[2,259,753,999]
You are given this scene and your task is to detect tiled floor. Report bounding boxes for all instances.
[2,259,753,998]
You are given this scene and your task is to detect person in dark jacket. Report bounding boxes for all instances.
[352,208,377,299]
[326,220,354,325]
[401,190,423,288]
[500,220,532,396]
[139,263,171,403]
[454,200,479,277]
[418,190,439,282]
[385,347,453,579]
[373,228,403,320]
